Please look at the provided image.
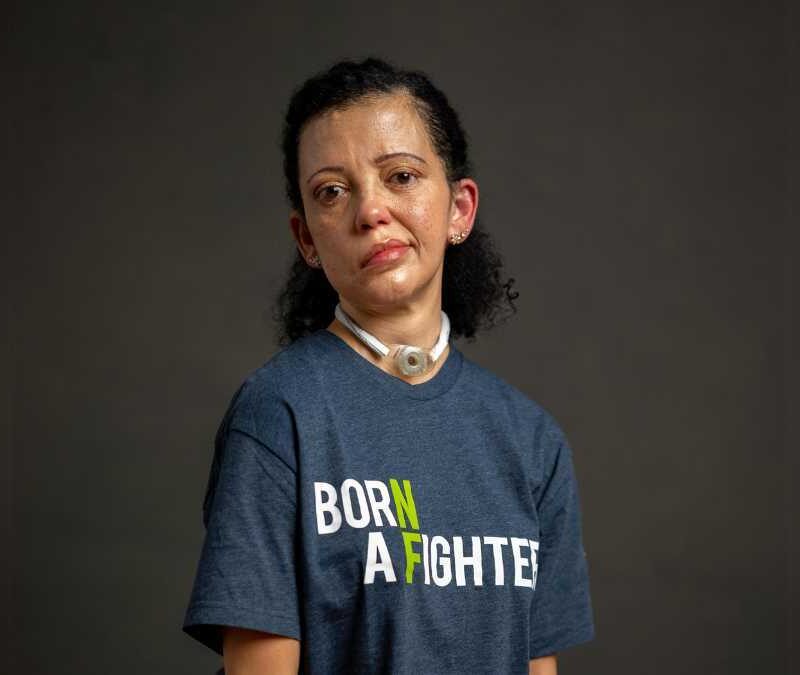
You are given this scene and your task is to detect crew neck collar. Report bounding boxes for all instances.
[315,328,463,401]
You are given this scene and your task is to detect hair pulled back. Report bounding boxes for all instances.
[274,57,518,346]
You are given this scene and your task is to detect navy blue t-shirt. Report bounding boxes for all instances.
[183,328,594,673]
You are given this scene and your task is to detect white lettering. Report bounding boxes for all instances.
[314,481,341,534]
[364,532,396,584]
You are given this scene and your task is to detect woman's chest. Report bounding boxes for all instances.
[293,409,542,611]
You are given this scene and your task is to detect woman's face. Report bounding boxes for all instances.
[289,92,478,313]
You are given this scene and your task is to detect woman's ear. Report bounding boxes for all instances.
[289,210,315,261]
[448,178,479,243]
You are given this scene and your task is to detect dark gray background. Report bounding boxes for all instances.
[5,1,796,673]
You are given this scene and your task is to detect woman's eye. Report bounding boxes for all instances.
[390,171,417,186]
[317,185,346,203]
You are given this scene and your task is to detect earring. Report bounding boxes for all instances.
[449,231,467,245]
[308,254,321,267]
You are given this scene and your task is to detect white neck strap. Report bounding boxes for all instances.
[334,303,451,376]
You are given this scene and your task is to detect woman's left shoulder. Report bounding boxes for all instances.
[458,352,563,433]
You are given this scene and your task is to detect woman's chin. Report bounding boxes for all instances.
[345,283,422,311]
[339,263,439,309]
[357,267,415,293]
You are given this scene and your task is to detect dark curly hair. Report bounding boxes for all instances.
[273,56,518,346]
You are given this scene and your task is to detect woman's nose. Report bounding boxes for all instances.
[353,187,392,231]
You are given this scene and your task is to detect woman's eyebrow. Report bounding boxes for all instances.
[373,151,427,165]
[306,152,427,184]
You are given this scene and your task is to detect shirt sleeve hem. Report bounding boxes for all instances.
[528,621,595,659]
[182,601,302,656]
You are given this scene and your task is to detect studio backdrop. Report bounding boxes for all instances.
[6,2,795,674]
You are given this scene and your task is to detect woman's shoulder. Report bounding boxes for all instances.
[200,336,326,528]
[237,330,329,398]
[459,351,570,444]
[460,356,579,493]
[216,332,327,449]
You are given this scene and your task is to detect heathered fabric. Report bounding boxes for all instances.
[182,328,594,673]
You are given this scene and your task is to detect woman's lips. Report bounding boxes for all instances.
[363,244,410,268]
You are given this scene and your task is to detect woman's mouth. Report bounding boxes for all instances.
[362,242,411,269]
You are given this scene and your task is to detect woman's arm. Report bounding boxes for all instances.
[222,627,554,675]
[222,627,301,675]
[529,654,557,675]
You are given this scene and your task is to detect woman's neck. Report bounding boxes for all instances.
[325,300,449,384]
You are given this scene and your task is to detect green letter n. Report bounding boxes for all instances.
[389,478,419,531]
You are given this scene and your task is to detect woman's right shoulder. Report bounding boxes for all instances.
[218,331,325,441]
[236,331,322,399]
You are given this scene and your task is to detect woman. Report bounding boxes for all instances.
[183,57,595,674]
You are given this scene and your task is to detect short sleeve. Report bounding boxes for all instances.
[182,426,302,655]
[528,419,595,658]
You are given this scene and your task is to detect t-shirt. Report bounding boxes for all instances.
[182,328,595,673]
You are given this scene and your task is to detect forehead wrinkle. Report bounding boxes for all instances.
[299,94,434,182]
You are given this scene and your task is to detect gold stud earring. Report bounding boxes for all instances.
[308,254,321,267]
[449,231,467,245]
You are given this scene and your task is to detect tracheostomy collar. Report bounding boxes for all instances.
[333,303,450,377]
